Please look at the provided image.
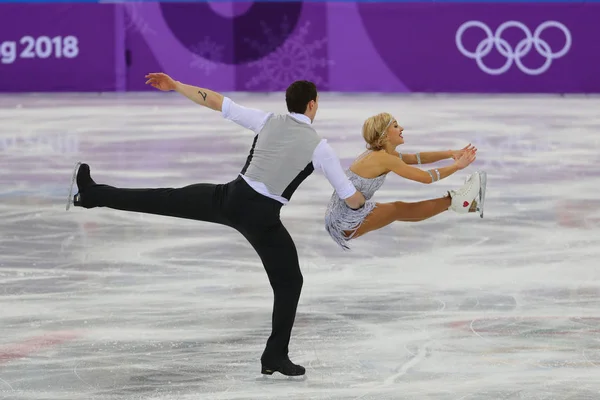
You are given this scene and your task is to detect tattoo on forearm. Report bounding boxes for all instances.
[198,90,207,101]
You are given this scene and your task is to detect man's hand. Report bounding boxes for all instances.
[344,191,366,210]
[145,73,177,92]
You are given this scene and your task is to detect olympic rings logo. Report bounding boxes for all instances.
[455,21,571,75]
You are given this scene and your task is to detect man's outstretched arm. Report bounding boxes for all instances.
[145,72,270,134]
[145,72,223,110]
[175,81,224,111]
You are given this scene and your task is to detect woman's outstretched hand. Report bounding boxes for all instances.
[451,144,477,161]
[454,147,477,170]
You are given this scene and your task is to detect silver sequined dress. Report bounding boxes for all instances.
[324,169,387,250]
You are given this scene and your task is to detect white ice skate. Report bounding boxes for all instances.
[477,171,487,218]
[448,171,481,214]
[464,170,487,218]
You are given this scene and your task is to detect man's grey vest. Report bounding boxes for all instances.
[241,114,321,201]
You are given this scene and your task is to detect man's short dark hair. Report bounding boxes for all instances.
[285,80,317,114]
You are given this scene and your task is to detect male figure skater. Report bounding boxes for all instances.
[67,73,366,376]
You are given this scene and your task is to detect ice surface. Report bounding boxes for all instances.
[1,92,600,399]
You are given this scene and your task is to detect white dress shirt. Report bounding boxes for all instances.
[221,97,357,205]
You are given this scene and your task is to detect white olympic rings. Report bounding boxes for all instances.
[455,20,571,75]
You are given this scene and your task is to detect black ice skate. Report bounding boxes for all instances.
[261,358,305,376]
[66,162,95,210]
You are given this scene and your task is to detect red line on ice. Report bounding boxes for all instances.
[0,331,82,364]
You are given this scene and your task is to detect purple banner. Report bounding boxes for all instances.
[0,4,122,92]
[2,3,600,93]
[352,3,599,93]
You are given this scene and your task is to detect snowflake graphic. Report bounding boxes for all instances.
[124,2,156,36]
[189,37,225,76]
[244,17,332,90]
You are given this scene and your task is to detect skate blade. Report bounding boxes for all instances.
[477,171,487,218]
[256,373,307,381]
[66,161,82,211]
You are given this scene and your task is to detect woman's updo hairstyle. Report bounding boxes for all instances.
[362,112,395,151]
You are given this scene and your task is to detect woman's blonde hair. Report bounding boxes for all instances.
[362,112,395,151]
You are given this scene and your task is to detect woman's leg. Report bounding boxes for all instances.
[349,197,452,239]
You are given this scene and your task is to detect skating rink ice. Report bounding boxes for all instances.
[1,92,600,399]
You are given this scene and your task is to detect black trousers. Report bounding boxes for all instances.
[82,176,302,363]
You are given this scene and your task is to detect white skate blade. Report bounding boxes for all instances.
[477,171,487,218]
[66,161,82,211]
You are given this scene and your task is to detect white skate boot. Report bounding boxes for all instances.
[448,171,481,214]
[464,170,487,218]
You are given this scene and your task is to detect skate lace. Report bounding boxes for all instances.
[452,173,479,197]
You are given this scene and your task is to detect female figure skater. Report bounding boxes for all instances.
[325,112,486,250]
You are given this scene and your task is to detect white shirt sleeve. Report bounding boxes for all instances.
[221,97,272,134]
[312,139,357,199]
